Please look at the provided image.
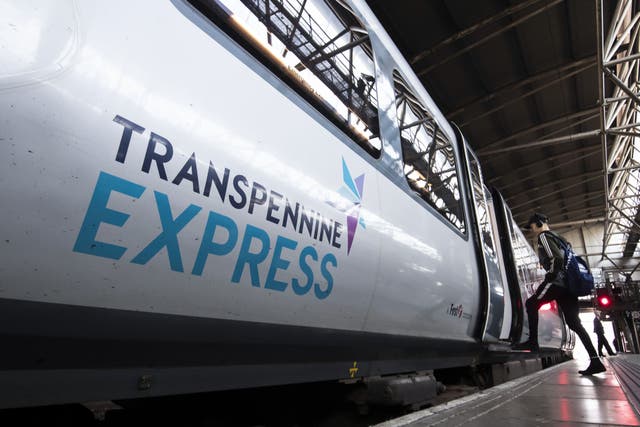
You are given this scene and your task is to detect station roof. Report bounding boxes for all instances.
[365,0,618,230]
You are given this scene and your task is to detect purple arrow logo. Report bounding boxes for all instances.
[328,158,366,255]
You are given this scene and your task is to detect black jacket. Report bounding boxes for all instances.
[537,230,567,288]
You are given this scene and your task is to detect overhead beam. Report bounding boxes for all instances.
[410,0,548,65]
[448,58,596,120]
[603,67,640,106]
[507,174,603,211]
[604,0,632,60]
[533,192,606,217]
[597,0,640,258]
[544,196,602,222]
[594,257,640,267]
[477,107,599,154]
[537,190,606,207]
[489,148,601,191]
[460,61,596,128]
[608,218,640,234]
[514,205,604,224]
[553,218,605,228]
[610,193,640,202]
[605,9,640,62]
[515,170,602,192]
[478,130,600,156]
[605,52,640,67]
[612,204,640,233]
[595,0,608,259]
[415,0,564,76]
[512,209,602,228]
[488,145,600,184]
[629,259,640,276]
[609,163,640,173]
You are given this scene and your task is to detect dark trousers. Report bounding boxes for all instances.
[597,333,615,356]
[525,282,598,358]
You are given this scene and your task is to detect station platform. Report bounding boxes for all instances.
[376,355,640,426]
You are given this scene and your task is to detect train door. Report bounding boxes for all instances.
[466,149,509,342]
[485,190,513,340]
[490,190,526,343]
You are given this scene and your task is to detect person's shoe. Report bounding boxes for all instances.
[512,340,539,352]
[579,358,606,375]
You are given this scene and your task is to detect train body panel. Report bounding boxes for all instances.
[0,0,572,409]
[364,179,480,340]
[0,0,483,339]
[351,6,481,339]
[2,0,383,331]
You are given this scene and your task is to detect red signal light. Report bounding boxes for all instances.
[595,288,614,310]
[540,303,551,311]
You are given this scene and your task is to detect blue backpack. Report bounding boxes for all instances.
[548,233,594,297]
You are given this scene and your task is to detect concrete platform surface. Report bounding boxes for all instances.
[376,356,640,426]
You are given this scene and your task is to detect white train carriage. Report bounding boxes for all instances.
[0,0,571,408]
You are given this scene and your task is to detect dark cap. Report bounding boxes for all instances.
[525,212,549,230]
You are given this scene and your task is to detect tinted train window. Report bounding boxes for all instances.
[510,228,540,295]
[190,0,381,157]
[392,71,465,233]
[467,152,495,255]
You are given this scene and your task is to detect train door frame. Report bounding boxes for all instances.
[490,189,530,344]
[464,147,509,342]
[450,125,491,341]
[485,187,514,340]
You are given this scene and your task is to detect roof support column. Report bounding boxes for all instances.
[596,0,610,260]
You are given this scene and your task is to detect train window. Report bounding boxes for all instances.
[467,154,495,256]
[510,227,540,296]
[189,0,381,157]
[392,71,465,233]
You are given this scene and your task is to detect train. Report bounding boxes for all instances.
[0,0,574,410]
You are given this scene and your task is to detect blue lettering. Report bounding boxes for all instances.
[292,246,317,295]
[265,235,297,292]
[192,211,239,276]
[73,172,145,260]
[231,224,270,287]
[316,253,337,300]
[131,191,201,272]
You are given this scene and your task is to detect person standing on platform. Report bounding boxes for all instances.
[594,316,616,356]
[513,213,606,375]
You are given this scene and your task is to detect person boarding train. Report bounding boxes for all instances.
[513,213,605,375]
